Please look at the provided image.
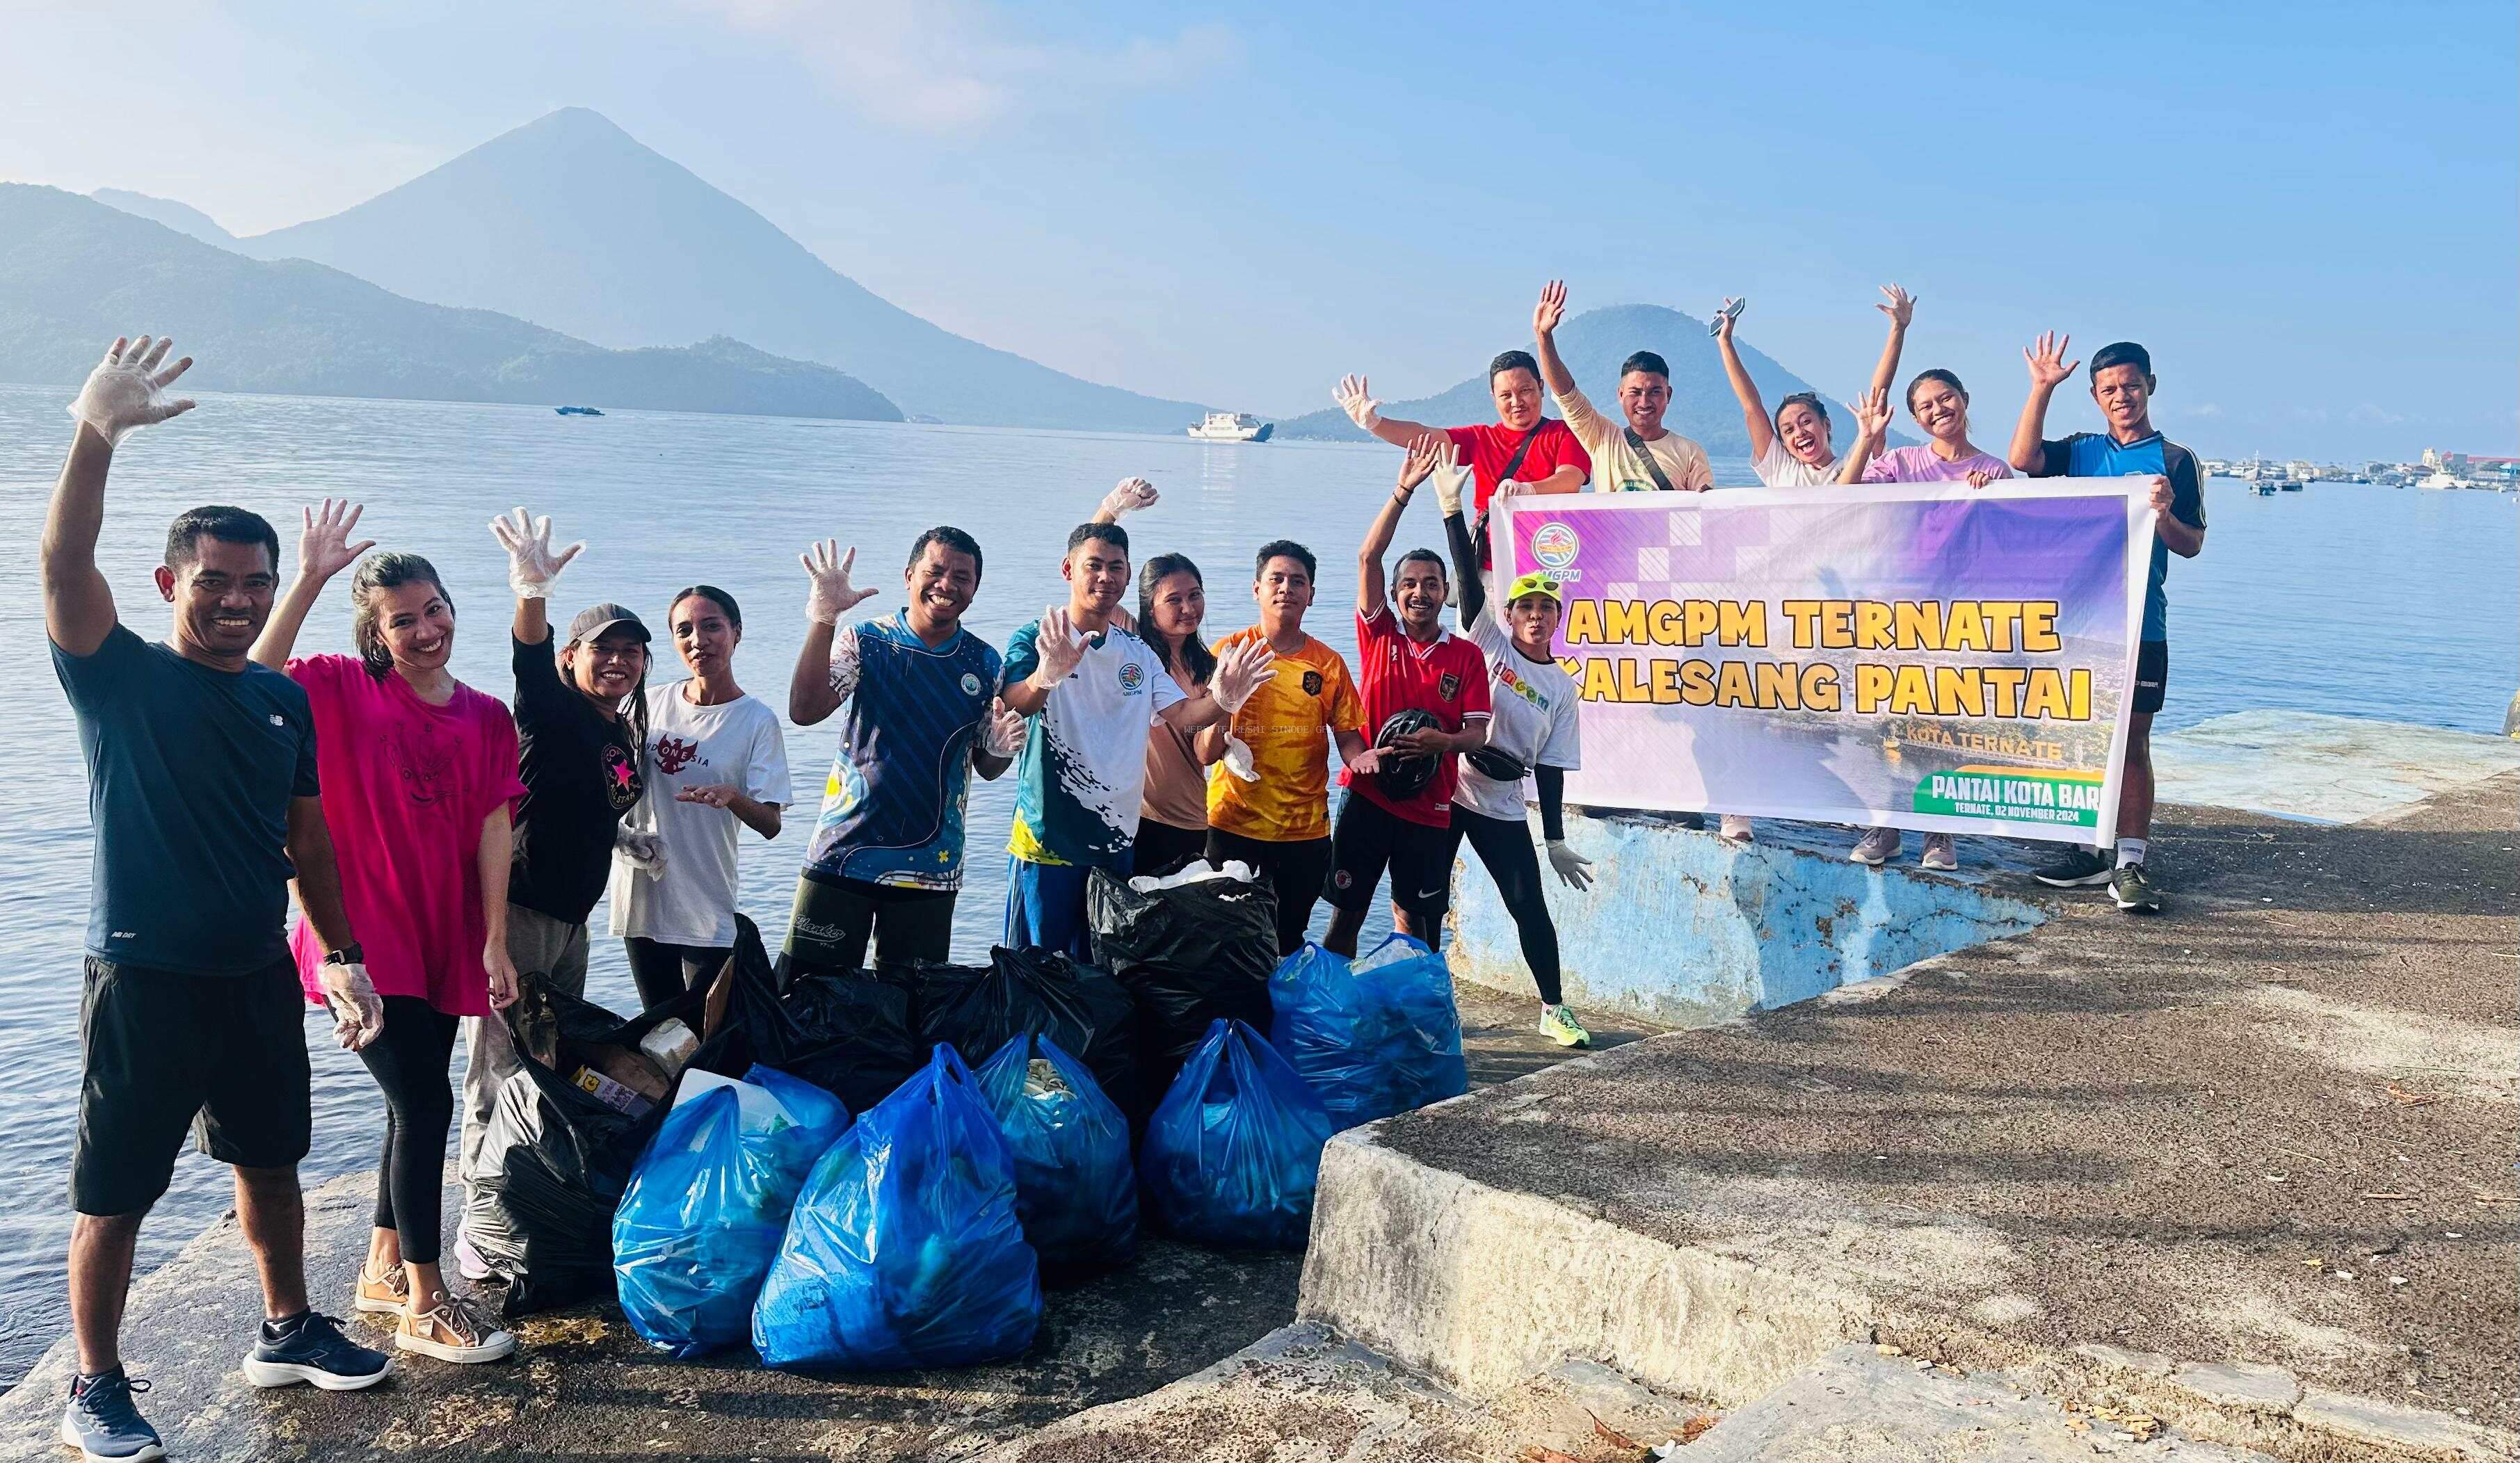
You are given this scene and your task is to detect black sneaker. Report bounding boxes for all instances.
[2034,846,2114,888]
[2110,862,2162,913]
[240,1311,392,1391]
[59,1368,163,1462]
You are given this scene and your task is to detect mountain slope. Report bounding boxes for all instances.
[92,188,237,246]
[1275,303,1903,458]
[240,107,1206,433]
[0,185,900,421]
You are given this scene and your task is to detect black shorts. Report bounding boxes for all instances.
[1130,820,1211,880]
[785,871,956,972]
[74,955,312,1216]
[1325,793,1456,920]
[2134,640,2169,716]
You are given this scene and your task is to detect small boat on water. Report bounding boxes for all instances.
[2279,478,2304,492]
[1188,411,1271,442]
[554,405,604,417]
[2252,481,2278,496]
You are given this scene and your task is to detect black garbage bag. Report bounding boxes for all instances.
[1086,866,1276,1106]
[696,914,922,1116]
[908,946,1140,1120]
[465,977,696,1317]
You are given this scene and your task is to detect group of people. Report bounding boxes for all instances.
[42,275,2206,1462]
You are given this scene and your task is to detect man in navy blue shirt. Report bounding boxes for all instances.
[2008,334,2209,912]
[45,337,392,1459]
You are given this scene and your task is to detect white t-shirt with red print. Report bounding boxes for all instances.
[607,684,791,947]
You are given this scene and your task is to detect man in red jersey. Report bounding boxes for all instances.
[1333,352,1592,525]
[1324,436,1493,957]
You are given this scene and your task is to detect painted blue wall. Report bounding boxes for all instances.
[1446,811,2046,1024]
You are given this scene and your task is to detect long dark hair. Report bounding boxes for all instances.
[349,551,452,679]
[1138,553,1214,682]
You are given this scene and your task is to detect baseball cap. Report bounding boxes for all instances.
[567,602,651,645]
[1504,572,1564,607]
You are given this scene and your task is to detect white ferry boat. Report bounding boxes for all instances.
[1187,411,1272,442]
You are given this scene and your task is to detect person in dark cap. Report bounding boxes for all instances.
[455,508,653,1256]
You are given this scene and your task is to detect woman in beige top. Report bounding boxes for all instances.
[1131,551,1223,875]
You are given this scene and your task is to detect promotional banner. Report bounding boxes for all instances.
[1494,481,2151,845]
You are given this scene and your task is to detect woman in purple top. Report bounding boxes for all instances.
[1840,371,2014,487]
[1836,371,2012,873]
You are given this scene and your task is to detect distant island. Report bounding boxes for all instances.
[0,184,900,422]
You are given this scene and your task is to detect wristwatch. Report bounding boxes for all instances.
[322,942,365,967]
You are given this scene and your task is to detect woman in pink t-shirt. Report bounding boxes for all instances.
[1834,375,2012,874]
[251,499,523,1366]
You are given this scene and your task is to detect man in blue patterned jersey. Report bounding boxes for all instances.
[783,528,1018,969]
[2008,335,2208,913]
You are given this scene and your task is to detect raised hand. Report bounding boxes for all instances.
[982,696,1028,759]
[1533,280,1568,337]
[1397,433,1447,493]
[2024,330,2080,391]
[1100,476,1159,519]
[1029,606,1089,688]
[1877,284,1916,329]
[1429,440,1470,517]
[67,334,198,446]
[296,499,375,583]
[801,540,877,626]
[489,506,583,601]
[1333,373,1383,432]
[1712,296,1742,343]
[1848,386,1895,439]
[1208,637,1278,716]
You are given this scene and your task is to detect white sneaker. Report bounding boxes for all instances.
[1537,1003,1592,1049]
[1719,814,1754,843]
[1918,833,1958,871]
[1848,826,1901,866]
[396,1295,515,1365]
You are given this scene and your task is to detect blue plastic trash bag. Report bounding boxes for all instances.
[1137,1019,1333,1250]
[612,1065,850,1358]
[972,1032,1137,1276]
[753,1044,1043,1369]
[1268,935,1466,1131]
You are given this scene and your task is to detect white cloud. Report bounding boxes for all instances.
[2346,402,2407,426]
[689,0,1238,132]
[2185,402,2224,419]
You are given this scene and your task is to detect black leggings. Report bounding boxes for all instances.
[1447,807,1562,1005]
[360,994,460,1264]
[1130,820,1210,880]
[625,937,729,1012]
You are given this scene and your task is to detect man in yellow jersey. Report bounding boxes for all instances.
[1196,540,1382,955]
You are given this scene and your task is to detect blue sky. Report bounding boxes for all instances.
[4,1,2512,458]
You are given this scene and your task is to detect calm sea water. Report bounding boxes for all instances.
[1,384,2512,1386]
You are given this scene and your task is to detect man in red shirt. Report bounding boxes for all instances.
[1334,351,1591,522]
[1324,436,1493,957]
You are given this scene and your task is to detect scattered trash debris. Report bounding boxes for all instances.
[2384,1084,2439,1106]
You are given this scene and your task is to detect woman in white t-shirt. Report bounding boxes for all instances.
[609,585,791,1009]
[1715,285,1914,489]
[1434,458,1596,1051]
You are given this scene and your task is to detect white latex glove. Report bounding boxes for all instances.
[1431,454,1471,517]
[1027,607,1089,689]
[1099,476,1159,519]
[1207,638,1278,716]
[981,697,1027,759]
[67,335,197,447]
[318,962,385,1051]
[801,540,877,627]
[489,506,584,601]
[1221,735,1260,783]
[1493,478,1523,503]
[1546,839,1596,892]
[615,827,667,879]
[1333,373,1383,432]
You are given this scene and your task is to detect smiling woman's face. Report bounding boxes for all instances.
[371,579,454,673]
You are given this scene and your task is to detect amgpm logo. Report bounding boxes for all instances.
[1530,522,1580,572]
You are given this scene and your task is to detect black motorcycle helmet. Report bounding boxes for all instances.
[1371,707,1442,800]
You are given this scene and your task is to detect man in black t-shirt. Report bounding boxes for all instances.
[45,337,390,1460]
[456,510,652,1219]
